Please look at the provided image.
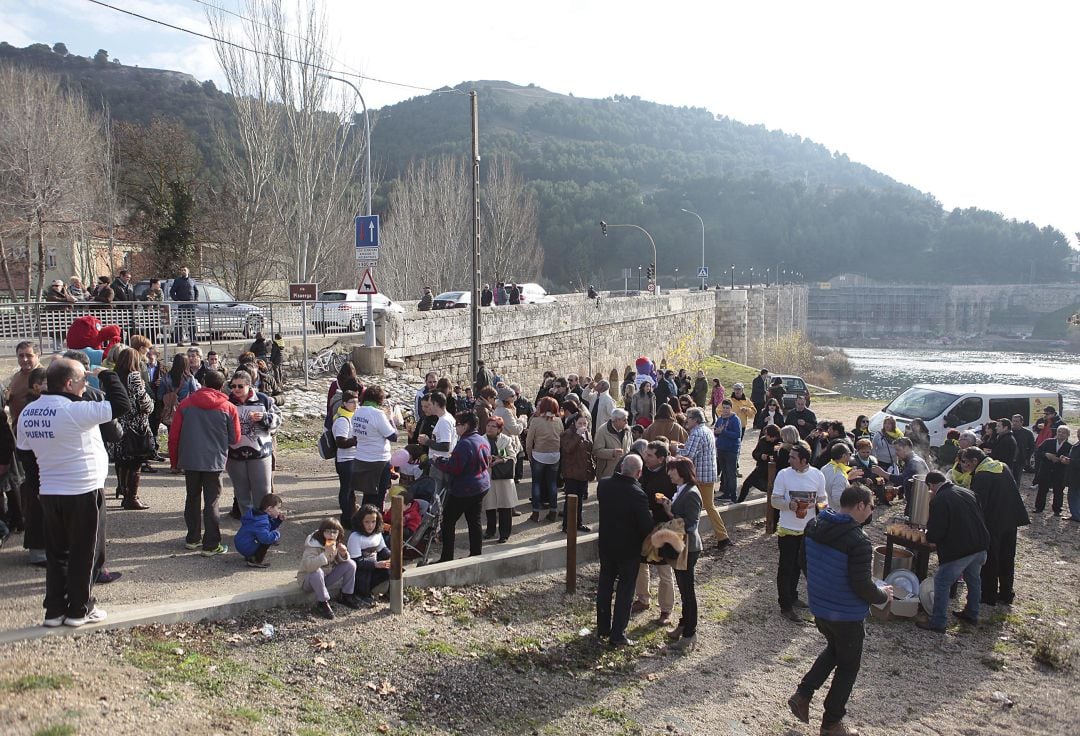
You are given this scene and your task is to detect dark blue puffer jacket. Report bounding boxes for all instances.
[801,508,887,622]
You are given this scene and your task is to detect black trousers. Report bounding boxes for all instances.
[777,533,804,611]
[249,543,270,563]
[438,492,486,562]
[981,530,1018,604]
[798,618,866,724]
[737,466,768,503]
[596,556,638,643]
[354,551,391,595]
[39,489,103,619]
[673,550,701,637]
[184,471,222,551]
[1035,480,1065,514]
[561,478,588,529]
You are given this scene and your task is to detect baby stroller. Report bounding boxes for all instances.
[403,475,446,566]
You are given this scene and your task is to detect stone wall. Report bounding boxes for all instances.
[712,285,807,366]
[386,291,717,387]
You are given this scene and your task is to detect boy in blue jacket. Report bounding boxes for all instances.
[713,399,742,503]
[235,494,285,568]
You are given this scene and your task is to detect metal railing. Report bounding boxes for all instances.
[1,299,373,361]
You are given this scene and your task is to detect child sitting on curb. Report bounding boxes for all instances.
[297,518,361,619]
[235,493,285,568]
[347,505,391,607]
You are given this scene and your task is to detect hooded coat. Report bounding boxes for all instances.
[801,508,887,622]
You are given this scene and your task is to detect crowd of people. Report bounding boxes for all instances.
[1,331,1075,734]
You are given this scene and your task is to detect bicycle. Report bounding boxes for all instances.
[303,346,349,377]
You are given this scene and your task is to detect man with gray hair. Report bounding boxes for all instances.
[679,407,731,548]
[593,408,631,480]
[588,379,616,433]
[948,431,979,488]
[595,453,653,647]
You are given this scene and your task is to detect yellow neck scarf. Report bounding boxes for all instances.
[829,459,852,476]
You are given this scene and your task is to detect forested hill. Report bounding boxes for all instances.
[2,42,1073,287]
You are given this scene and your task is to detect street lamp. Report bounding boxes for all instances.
[601,221,659,296]
[749,267,754,289]
[730,263,735,290]
[637,264,642,290]
[674,267,679,289]
[766,267,771,287]
[319,73,374,348]
[680,208,706,290]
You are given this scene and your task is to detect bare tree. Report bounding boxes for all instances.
[482,156,542,284]
[378,156,470,299]
[0,64,105,301]
[208,0,366,288]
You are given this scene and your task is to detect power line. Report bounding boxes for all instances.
[82,0,447,94]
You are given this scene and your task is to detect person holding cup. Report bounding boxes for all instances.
[771,442,827,622]
[226,369,282,515]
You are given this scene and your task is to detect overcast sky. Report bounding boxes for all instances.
[3,0,1077,246]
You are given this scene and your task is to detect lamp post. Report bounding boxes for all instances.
[600,221,658,296]
[319,73,374,348]
[730,263,735,290]
[680,208,705,290]
[766,267,771,287]
[674,267,679,289]
[637,264,642,291]
[749,267,754,289]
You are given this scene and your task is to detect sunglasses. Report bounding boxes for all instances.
[229,383,247,389]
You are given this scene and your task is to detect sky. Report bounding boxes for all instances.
[3,0,1078,246]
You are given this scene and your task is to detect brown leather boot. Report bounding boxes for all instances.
[787,692,811,724]
[820,719,860,736]
[122,468,150,510]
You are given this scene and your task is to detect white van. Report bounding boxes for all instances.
[868,384,1063,448]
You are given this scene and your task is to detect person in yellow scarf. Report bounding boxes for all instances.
[871,415,902,470]
[331,390,360,526]
[821,444,864,509]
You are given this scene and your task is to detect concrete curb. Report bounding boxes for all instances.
[0,499,768,646]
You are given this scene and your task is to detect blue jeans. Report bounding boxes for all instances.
[530,459,558,511]
[931,550,986,629]
[717,450,738,501]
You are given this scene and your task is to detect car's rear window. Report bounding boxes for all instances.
[320,292,347,301]
[436,292,464,300]
[784,379,807,391]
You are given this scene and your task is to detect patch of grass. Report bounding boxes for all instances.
[780,654,799,663]
[415,638,459,656]
[981,653,1006,671]
[1032,628,1075,671]
[695,356,758,390]
[124,631,249,697]
[277,436,317,450]
[224,706,262,723]
[3,674,73,693]
[589,705,643,734]
[33,727,76,736]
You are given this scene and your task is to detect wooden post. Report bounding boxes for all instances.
[765,461,777,535]
[566,494,578,594]
[389,494,404,614]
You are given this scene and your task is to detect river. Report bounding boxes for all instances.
[833,348,1080,412]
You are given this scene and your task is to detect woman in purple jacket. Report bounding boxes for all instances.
[434,411,491,562]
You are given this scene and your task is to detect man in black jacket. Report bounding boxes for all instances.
[785,395,817,440]
[751,368,769,413]
[990,418,1019,481]
[169,267,199,346]
[958,448,1029,606]
[110,269,135,303]
[596,454,654,647]
[921,471,989,632]
[1011,415,1036,474]
[1033,425,1071,515]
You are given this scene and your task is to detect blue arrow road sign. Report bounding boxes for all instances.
[697,266,709,278]
[355,215,380,248]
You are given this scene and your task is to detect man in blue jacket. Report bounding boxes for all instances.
[713,399,741,503]
[789,484,890,736]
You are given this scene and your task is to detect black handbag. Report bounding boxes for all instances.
[121,425,155,459]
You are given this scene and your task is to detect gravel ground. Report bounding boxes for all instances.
[2,396,1076,736]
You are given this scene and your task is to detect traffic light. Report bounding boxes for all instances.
[646,263,654,280]
[599,220,608,236]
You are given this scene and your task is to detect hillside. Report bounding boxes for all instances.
[1,43,1073,288]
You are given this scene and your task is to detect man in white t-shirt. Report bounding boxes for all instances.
[16,358,128,628]
[349,385,398,511]
[771,442,827,622]
[418,391,457,487]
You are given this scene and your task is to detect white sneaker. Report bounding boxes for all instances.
[63,607,107,627]
[43,615,66,628]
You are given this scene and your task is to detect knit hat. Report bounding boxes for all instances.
[497,387,516,403]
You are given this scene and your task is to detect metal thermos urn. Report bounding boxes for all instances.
[908,474,930,527]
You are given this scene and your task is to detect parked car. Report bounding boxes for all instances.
[312,290,404,332]
[517,283,555,304]
[773,374,811,411]
[432,290,471,309]
[132,279,265,340]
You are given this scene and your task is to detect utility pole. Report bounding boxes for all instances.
[470,91,481,383]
